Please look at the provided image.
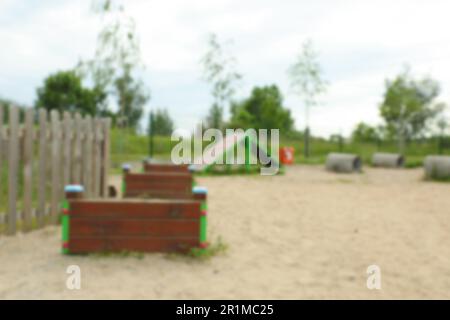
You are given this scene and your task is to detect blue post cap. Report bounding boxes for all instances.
[122,163,132,170]
[192,186,208,194]
[64,185,84,193]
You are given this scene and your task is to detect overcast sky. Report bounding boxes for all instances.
[1,0,450,137]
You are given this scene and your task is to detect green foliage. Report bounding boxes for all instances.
[351,122,382,143]
[229,85,294,134]
[78,0,149,130]
[0,97,28,110]
[0,98,28,123]
[279,134,450,167]
[288,39,328,158]
[288,39,328,121]
[380,69,446,152]
[150,108,174,136]
[114,70,149,128]
[35,70,104,115]
[206,103,224,131]
[187,237,228,260]
[201,33,242,129]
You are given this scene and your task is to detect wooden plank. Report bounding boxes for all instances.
[101,118,111,197]
[124,182,192,190]
[69,219,199,237]
[67,237,200,254]
[50,110,60,223]
[125,172,193,183]
[7,105,19,235]
[22,108,34,231]
[144,163,189,173]
[124,190,194,199]
[63,112,72,187]
[68,200,201,219]
[124,173,193,199]
[0,106,3,210]
[93,118,102,197]
[37,109,48,227]
[73,113,82,184]
[83,116,92,197]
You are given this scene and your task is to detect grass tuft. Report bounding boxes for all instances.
[187,237,228,260]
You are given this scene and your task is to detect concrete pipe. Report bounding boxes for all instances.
[372,153,404,168]
[424,155,450,180]
[326,153,362,173]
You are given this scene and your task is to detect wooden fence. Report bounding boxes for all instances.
[0,105,111,235]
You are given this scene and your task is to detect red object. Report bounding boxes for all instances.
[199,242,209,249]
[65,200,203,254]
[279,147,294,165]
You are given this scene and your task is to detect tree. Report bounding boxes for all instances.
[351,122,382,143]
[288,39,328,158]
[35,70,104,115]
[380,69,446,153]
[229,85,294,134]
[114,71,148,128]
[201,33,241,130]
[150,108,174,136]
[0,97,28,122]
[78,0,149,130]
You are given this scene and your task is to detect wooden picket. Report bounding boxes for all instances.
[37,108,47,227]
[7,106,19,235]
[0,105,111,235]
[22,109,34,231]
[0,106,3,215]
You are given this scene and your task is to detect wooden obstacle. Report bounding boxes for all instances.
[143,160,190,174]
[122,164,195,199]
[61,185,208,254]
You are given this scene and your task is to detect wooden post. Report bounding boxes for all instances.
[83,116,93,198]
[0,106,3,210]
[22,108,34,231]
[148,111,154,158]
[101,118,111,197]
[193,186,208,249]
[37,109,48,227]
[93,119,102,197]
[73,113,82,184]
[245,135,251,173]
[62,185,84,254]
[121,163,131,196]
[7,106,19,235]
[63,112,73,187]
[50,110,61,224]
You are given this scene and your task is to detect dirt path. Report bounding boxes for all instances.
[1,166,450,299]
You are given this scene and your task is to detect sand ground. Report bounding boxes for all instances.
[1,165,450,299]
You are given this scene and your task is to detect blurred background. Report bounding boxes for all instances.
[1,0,450,167]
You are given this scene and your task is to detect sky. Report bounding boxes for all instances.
[1,0,450,137]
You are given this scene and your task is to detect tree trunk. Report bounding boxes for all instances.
[304,126,310,158]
